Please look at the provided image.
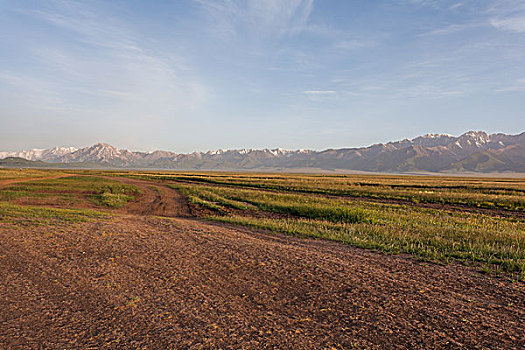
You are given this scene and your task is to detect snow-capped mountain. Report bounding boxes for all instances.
[60,143,142,166]
[0,146,78,162]
[1,131,524,173]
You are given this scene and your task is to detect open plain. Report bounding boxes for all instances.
[0,169,523,349]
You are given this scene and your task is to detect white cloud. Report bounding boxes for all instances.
[303,90,336,95]
[490,16,525,33]
[15,1,207,119]
[301,90,338,103]
[420,22,484,36]
[409,0,525,34]
[334,40,375,50]
[0,71,68,112]
[195,0,313,39]
[495,77,525,92]
[487,0,525,33]
[405,0,449,9]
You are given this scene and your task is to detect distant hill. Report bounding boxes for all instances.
[0,157,50,167]
[0,156,111,169]
[1,131,524,173]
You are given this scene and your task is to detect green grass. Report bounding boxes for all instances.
[8,170,523,279]
[0,202,109,225]
[97,192,135,208]
[166,178,525,280]
[0,175,140,209]
[0,168,68,181]
[131,172,525,211]
[169,183,253,211]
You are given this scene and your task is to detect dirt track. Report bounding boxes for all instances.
[0,178,523,349]
[111,177,191,217]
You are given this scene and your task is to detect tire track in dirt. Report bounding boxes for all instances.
[110,177,191,217]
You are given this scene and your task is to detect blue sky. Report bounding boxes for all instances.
[1,0,524,152]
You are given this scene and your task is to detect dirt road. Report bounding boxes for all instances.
[0,177,523,349]
[110,177,191,217]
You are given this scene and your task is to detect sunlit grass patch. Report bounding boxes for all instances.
[0,168,68,181]
[0,175,140,209]
[0,202,110,225]
[166,177,525,280]
[210,213,524,280]
[169,183,252,212]
[98,192,135,208]
[153,172,525,211]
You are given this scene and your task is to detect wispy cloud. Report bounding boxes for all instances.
[334,40,375,50]
[303,90,336,95]
[495,77,525,92]
[491,16,525,33]
[7,1,206,119]
[405,0,452,9]
[449,3,463,10]
[420,22,484,36]
[194,0,313,39]
[328,50,488,101]
[487,0,525,33]
[0,70,69,112]
[302,89,338,103]
[1,0,523,151]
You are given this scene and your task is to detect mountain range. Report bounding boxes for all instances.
[1,131,524,173]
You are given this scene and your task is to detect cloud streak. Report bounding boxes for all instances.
[488,0,525,33]
[334,40,376,50]
[1,0,523,152]
[194,0,313,39]
[491,16,525,33]
[7,1,206,119]
[420,22,484,36]
[495,77,525,92]
[303,90,336,95]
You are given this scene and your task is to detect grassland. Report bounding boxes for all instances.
[0,173,140,209]
[0,169,523,348]
[0,202,109,226]
[1,169,524,279]
[113,172,525,211]
[0,168,68,181]
[112,171,524,279]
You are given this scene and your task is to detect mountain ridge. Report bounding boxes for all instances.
[1,131,524,173]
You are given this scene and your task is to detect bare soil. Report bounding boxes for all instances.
[111,177,191,217]
[0,177,523,349]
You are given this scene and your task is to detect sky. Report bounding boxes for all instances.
[1,0,524,153]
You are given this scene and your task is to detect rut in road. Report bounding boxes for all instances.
[111,177,191,217]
